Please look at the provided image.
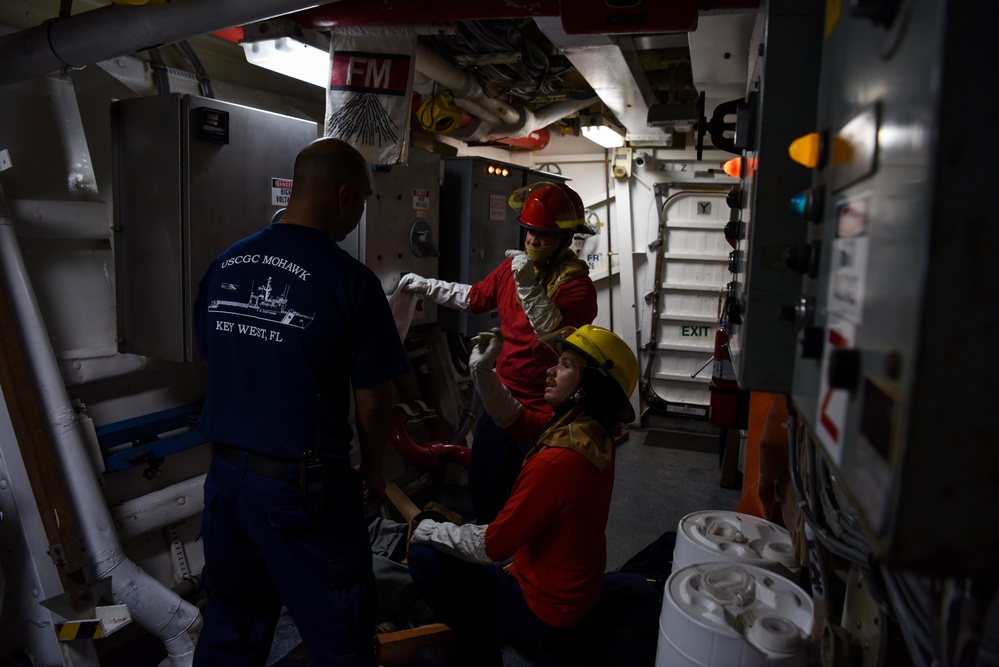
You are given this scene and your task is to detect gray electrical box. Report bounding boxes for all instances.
[791,0,999,574]
[438,157,564,335]
[338,148,442,324]
[725,0,823,392]
[111,94,317,362]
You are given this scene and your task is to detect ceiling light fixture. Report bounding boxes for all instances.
[242,36,330,88]
[581,115,626,149]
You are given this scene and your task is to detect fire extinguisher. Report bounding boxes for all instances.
[708,325,743,428]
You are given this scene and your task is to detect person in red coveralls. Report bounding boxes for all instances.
[398,182,597,523]
[406,325,638,666]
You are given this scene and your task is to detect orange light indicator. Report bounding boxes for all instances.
[723,157,757,178]
[212,26,244,44]
[788,132,822,168]
[788,132,854,168]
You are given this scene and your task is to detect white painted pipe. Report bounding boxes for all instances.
[414,41,600,142]
[414,71,503,127]
[0,190,201,665]
[415,41,521,125]
[112,475,206,542]
[504,96,599,140]
[531,97,602,132]
[9,200,111,240]
[453,96,599,143]
[0,0,332,86]
[59,353,151,387]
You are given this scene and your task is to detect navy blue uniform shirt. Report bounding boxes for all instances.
[194,222,407,461]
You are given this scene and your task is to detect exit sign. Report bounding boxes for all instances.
[681,325,711,337]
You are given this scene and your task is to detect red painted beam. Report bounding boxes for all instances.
[293,0,559,28]
[560,0,697,34]
[698,0,761,9]
[291,0,736,34]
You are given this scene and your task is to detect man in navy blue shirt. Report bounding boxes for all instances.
[192,138,407,666]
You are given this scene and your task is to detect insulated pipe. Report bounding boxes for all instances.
[452,95,598,143]
[413,71,503,125]
[525,96,601,132]
[9,200,111,240]
[0,192,201,665]
[414,42,521,125]
[59,353,150,387]
[0,0,331,87]
[112,475,206,542]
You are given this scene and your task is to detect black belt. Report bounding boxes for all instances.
[212,443,298,481]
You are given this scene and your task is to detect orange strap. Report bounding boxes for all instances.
[734,392,789,524]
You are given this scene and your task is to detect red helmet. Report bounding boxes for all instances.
[508,182,595,236]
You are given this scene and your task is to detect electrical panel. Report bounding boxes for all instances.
[112,94,317,362]
[790,0,999,574]
[438,158,564,336]
[724,0,824,392]
[339,148,442,324]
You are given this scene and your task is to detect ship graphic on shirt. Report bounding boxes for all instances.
[209,276,314,328]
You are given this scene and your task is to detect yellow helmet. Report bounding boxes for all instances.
[550,325,639,422]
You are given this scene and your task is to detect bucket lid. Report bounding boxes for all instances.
[661,562,814,666]
[674,510,796,574]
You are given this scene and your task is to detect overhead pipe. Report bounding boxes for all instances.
[414,42,521,126]
[412,71,503,125]
[0,188,201,665]
[0,0,334,87]
[413,40,599,142]
[450,95,598,143]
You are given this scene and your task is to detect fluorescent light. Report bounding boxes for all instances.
[582,123,626,149]
[242,37,330,88]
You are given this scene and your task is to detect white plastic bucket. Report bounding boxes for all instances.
[673,510,797,580]
[656,561,813,667]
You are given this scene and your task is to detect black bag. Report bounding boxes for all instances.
[617,529,677,599]
[550,531,678,667]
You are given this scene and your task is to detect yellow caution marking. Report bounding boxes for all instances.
[56,620,104,641]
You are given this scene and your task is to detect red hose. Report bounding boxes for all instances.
[389,402,471,469]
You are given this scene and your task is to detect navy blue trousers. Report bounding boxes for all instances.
[407,545,564,662]
[193,452,376,667]
[468,411,532,523]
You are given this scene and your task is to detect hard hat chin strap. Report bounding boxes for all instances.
[531,233,573,272]
[569,360,614,405]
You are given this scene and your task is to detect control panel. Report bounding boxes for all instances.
[789,0,999,574]
[720,0,824,393]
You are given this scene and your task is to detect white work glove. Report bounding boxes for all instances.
[398,273,471,310]
[506,249,536,287]
[504,250,563,335]
[468,328,504,371]
[468,329,523,428]
[410,518,494,564]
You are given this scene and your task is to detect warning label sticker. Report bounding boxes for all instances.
[413,188,430,211]
[272,178,293,207]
